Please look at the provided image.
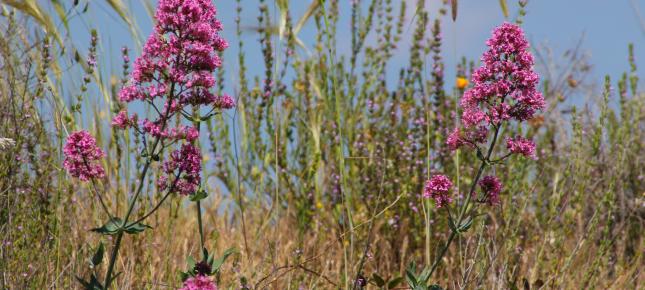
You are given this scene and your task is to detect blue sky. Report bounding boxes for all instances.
[67,0,644,95]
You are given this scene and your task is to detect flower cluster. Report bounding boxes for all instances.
[114,0,234,195]
[159,144,202,195]
[111,110,138,129]
[506,136,537,159]
[448,22,544,156]
[180,274,217,290]
[63,131,105,181]
[478,175,502,205]
[114,0,233,136]
[423,175,453,208]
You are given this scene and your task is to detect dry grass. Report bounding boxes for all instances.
[1,1,644,289]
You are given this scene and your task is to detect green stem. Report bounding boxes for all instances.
[428,124,502,277]
[196,200,205,259]
[104,157,153,289]
[193,105,206,260]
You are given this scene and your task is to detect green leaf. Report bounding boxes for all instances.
[499,0,509,18]
[211,247,237,274]
[187,256,196,270]
[202,247,209,262]
[75,274,103,290]
[107,272,122,287]
[88,274,103,290]
[429,285,444,290]
[179,271,190,283]
[75,276,91,289]
[405,269,417,287]
[123,221,151,234]
[372,273,385,287]
[419,267,431,284]
[190,189,208,202]
[388,277,404,289]
[458,216,473,233]
[91,242,104,267]
[91,218,123,235]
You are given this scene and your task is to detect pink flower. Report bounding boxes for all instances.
[423,175,453,208]
[446,128,465,151]
[183,127,200,142]
[160,144,202,195]
[180,274,217,290]
[448,22,544,153]
[63,131,105,181]
[506,136,537,159]
[116,0,233,140]
[478,176,502,205]
[111,110,137,129]
[214,94,235,109]
[461,107,487,128]
[464,22,544,124]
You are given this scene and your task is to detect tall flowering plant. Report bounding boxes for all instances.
[66,0,234,289]
[417,22,545,284]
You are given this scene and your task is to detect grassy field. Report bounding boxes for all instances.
[0,0,643,289]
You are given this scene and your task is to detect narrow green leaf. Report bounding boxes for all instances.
[190,189,208,202]
[372,273,385,287]
[123,221,151,234]
[211,247,237,273]
[75,276,91,289]
[91,218,123,235]
[405,269,417,287]
[187,256,196,270]
[388,277,404,289]
[91,242,104,267]
[458,216,473,233]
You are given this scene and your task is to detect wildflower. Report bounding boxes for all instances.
[111,110,137,129]
[160,144,202,195]
[479,176,502,205]
[423,175,453,208]
[214,94,236,109]
[506,136,537,159]
[456,76,469,89]
[446,128,465,151]
[63,131,105,181]
[116,0,233,137]
[180,274,217,290]
[446,22,544,155]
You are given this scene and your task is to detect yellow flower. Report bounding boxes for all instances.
[456,77,469,89]
[316,201,323,209]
